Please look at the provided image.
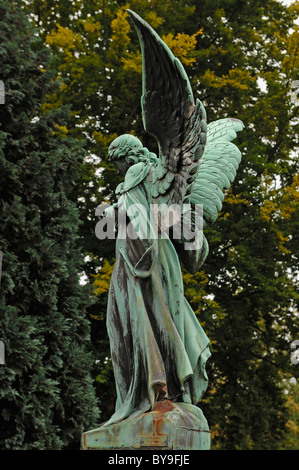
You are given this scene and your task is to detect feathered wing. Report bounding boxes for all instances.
[127,10,207,206]
[128,11,244,271]
[184,118,244,225]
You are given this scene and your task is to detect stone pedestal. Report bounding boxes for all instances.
[81,400,210,450]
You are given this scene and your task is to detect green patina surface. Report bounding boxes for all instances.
[82,10,244,450]
[82,400,210,450]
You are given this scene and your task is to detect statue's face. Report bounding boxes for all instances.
[108,134,143,176]
[114,159,130,176]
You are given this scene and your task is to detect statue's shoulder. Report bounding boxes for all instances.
[123,162,151,191]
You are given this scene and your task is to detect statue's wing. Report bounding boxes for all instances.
[185,118,244,225]
[128,10,207,205]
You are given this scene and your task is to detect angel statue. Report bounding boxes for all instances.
[87,11,244,447]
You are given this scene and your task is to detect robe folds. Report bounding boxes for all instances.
[104,162,210,426]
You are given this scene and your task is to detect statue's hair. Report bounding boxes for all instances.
[108,134,158,166]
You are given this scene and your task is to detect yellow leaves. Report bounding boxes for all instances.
[110,6,131,59]
[93,131,118,150]
[143,11,164,30]
[83,19,101,34]
[162,29,203,67]
[46,18,102,61]
[283,381,299,448]
[277,202,295,221]
[287,390,299,414]
[112,6,143,73]
[222,191,250,220]
[122,54,142,74]
[224,191,250,206]
[46,24,81,60]
[202,68,253,91]
[183,269,208,288]
[290,0,299,14]
[202,69,219,85]
[46,24,77,49]
[260,173,299,223]
[271,4,299,77]
[283,28,299,76]
[111,7,130,41]
[286,419,299,435]
[52,124,69,138]
[223,69,253,91]
[276,230,291,254]
[89,260,115,322]
[93,259,115,296]
[210,424,222,449]
[113,7,202,70]
[259,172,299,254]
[260,199,277,222]
[284,174,299,207]
[183,268,225,325]
[122,25,202,72]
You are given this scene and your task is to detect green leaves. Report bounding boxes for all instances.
[0,0,99,450]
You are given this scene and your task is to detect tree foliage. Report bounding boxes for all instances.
[3,0,298,449]
[0,0,99,449]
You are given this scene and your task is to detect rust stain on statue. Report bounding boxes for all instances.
[152,400,176,436]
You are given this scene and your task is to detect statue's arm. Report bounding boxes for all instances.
[174,235,209,274]
[171,208,209,274]
[117,182,158,278]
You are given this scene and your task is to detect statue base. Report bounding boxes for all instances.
[81,400,210,450]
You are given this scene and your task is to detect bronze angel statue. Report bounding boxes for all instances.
[103,11,244,428]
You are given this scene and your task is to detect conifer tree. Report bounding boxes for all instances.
[0,0,99,449]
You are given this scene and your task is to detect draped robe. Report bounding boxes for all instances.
[104,162,210,426]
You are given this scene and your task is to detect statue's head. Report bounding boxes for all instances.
[108,134,143,175]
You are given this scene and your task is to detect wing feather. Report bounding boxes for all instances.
[125,11,245,272]
[128,10,207,205]
[185,118,244,223]
[207,118,244,142]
